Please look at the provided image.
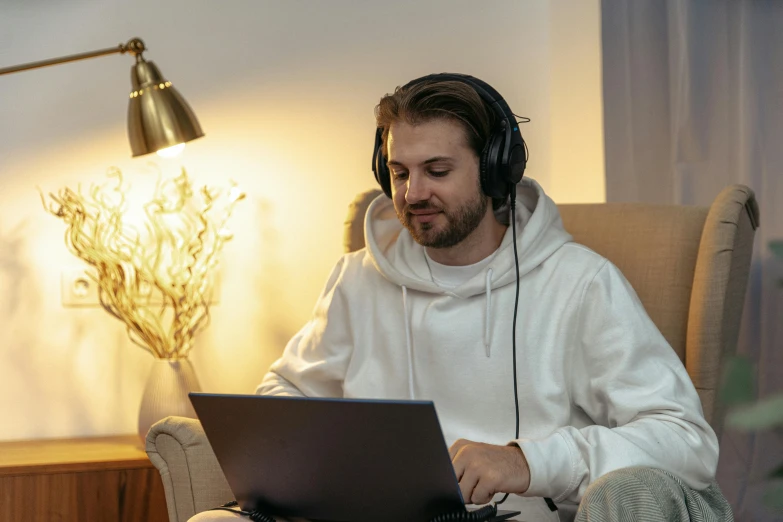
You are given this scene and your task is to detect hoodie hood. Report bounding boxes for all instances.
[364,178,573,298]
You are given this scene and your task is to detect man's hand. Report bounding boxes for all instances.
[448,439,531,505]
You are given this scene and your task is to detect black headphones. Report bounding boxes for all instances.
[372,73,527,200]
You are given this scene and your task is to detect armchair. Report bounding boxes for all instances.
[146,184,759,522]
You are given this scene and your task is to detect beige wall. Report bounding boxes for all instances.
[0,0,603,440]
[550,0,606,203]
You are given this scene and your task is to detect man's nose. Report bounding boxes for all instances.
[405,172,431,204]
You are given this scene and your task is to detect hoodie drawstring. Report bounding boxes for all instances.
[401,285,415,399]
[484,268,493,357]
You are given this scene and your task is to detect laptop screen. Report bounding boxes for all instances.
[190,393,468,522]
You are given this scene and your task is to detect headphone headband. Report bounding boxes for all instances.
[401,73,517,130]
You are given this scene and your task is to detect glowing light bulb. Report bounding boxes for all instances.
[156,143,186,158]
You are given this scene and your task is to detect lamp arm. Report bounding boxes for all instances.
[0,37,146,76]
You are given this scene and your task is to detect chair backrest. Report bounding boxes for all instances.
[343,186,759,438]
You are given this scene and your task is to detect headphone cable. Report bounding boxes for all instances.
[493,188,557,513]
[493,187,520,507]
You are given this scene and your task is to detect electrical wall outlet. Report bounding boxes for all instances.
[61,268,222,307]
[61,267,100,307]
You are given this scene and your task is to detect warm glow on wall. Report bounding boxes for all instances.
[548,1,605,204]
[0,0,605,441]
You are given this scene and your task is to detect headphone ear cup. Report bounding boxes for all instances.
[372,128,392,198]
[507,144,527,185]
[479,140,492,196]
[375,150,392,198]
[480,132,507,199]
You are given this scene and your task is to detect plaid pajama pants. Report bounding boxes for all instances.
[574,467,733,522]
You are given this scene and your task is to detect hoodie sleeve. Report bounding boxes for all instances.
[515,261,719,503]
[256,256,353,397]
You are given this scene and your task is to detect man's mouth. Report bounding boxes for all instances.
[409,210,441,223]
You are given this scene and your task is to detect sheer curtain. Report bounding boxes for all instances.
[601,1,783,520]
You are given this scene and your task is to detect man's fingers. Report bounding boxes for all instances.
[452,454,466,481]
[458,468,480,505]
[448,439,470,461]
[450,439,524,504]
[470,479,495,506]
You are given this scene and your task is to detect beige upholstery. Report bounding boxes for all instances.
[557,187,759,433]
[146,417,233,522]
[147,185,758,521]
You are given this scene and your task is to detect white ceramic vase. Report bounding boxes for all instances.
[138,358,201,441]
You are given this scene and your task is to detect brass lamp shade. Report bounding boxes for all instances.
[128,59,203,157]
[1,37,204,157]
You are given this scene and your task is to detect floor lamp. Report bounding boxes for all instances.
[0,37,203,157]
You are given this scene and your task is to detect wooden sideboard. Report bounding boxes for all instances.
[0,434,168,522]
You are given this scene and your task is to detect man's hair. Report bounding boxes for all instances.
[375,80,506,208]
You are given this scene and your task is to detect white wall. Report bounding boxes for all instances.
[0,0,603,441]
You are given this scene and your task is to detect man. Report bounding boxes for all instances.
[193,75,731,521]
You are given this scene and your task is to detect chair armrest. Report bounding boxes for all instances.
[145,416,234,522]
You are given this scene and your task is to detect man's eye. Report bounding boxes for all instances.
[429,170,450,177]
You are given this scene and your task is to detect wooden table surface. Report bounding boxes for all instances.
[0,434,168,522]
[0,434,152,475]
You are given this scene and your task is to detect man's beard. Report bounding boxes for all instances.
[398,190,489,249]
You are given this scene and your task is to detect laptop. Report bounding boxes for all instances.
[189,393,520,522]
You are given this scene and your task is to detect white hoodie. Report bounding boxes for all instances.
[258,178,719,521]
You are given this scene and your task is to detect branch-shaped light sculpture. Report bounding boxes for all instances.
[42,168,244,359]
